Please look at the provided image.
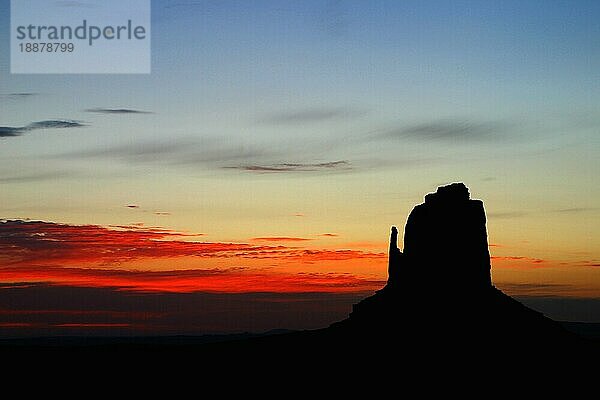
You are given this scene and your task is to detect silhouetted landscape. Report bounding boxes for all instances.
[3,3,599,382]
[3,183,598,366]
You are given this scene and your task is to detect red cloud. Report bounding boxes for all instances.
[0,266,384,293]
[55,323,131,328]
[0,322,32,328]
[577,260,600,267]
[0,220,278,266]
[1,220,383,266]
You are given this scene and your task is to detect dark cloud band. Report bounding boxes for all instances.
[230,160,351,173]
[0,119,85,138]
[86,108,153,114]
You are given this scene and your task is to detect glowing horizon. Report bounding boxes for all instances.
[1,1,599,334]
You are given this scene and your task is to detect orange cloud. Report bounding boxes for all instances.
[251,237,312,242]
[491,256,546,264]
[343,241,387,249]
[235,248,386,263]
[284,249,386,262]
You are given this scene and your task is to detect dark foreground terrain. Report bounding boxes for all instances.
[1,319,598,353]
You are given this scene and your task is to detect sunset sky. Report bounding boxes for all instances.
[1,0,599,336]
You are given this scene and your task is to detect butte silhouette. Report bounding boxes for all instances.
[207,182,592,363]
[315,182,588,359]
[226,183,587,362]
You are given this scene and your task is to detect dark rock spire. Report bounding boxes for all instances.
[387,226,402,284]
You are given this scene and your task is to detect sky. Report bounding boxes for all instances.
[0,0,599,336]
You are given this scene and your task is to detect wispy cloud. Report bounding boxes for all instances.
[491,255,546,265]
[381,119,510,142]
[154,211,171,216]
[487,211,527,219]
[61,138,270,166]
[251,237,312,242]
[318,233,339,237]
[342,241,386,249]
[490,208,599,218]
[0,93,39,100]
[71,140,192,160]
[59,135,356,175]
[269,249,386,263]
[553,207,598,213]
[28,120,84,129]
[0,127,24,137]
[260,107,365,125]
[0,120,85,138]
[86,108,153,115]
[230,160,351,173]
[0,171,72,183]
